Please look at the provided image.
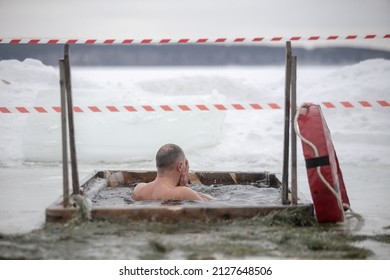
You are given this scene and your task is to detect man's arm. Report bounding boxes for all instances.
[176,187,214,201]
[175,186,204,201]
[197,192,214,201]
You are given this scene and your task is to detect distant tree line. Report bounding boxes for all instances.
[1,44,389,66]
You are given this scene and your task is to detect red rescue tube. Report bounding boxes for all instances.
[297,103,350,223]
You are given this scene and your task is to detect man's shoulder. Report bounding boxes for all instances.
[132,182,150,200]
[174,186,202,200]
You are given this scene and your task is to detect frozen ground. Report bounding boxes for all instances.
[0,59,389,258]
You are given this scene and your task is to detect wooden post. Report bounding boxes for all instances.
[59,59,69,207]
[282,41,292,205]
[63,45,80,195]
[290,56,298,205]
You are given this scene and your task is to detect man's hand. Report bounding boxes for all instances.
[178,159,189,186]
[178,170,188,186]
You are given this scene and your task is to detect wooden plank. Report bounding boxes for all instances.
[102,170,272,187]
[291,56,298,205]
[45,198,77,223]
[104,170,157,187]
[46,203,313,224]
[63,44,80,194]
[90,204,313,223]
[59,59,69,207]
[282,41,292,204]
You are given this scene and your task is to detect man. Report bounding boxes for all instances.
[132,144,213,201]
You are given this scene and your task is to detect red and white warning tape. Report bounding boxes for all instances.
[1,101,388,114]
[1,34,389,45]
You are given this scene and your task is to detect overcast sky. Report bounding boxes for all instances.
[0,0,389,50]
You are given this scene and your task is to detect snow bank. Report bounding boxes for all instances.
[22,88,226,162]
[0,58,389,172]
[297,59,390,169]
[0,59,58,166]
[0,58,58,88]
[0,59,226,164]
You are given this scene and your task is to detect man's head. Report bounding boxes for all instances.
[156,143,186,172]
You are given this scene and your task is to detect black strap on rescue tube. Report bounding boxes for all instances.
[305,155,330,169]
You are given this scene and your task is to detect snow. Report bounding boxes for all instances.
[1,59,389,168]
[0,58,389,248]
[22,88,227,162]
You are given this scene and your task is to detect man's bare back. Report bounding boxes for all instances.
[131,144,213,202]
[132,181,206,201]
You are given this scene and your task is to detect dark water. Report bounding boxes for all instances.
[89,180,281,207]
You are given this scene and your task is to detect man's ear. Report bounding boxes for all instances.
[177,161,183,172]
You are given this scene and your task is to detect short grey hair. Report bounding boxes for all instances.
[156,143,185,170]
